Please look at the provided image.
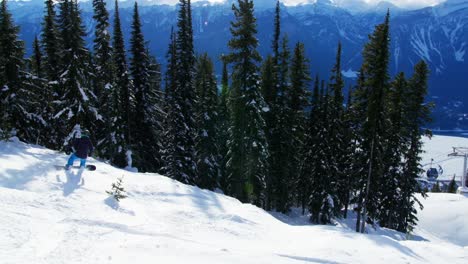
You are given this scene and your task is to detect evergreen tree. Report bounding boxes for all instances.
[0,0,30,139]
[129,2,163,172]
[356,12,391,233]
[431,182,441,193]
[31,35,43,78]
[41,0,61,82]
[160,28,179,177]
[299,75,319,214]
[194,53,219,190]
[262,0,281,211]
[24,36,49,144]
[39,0,61,147]
[328,43,348,218]
[379,72,407,230]
[398,61,432,232]
[217,56,230,192]
[287,42,310,210]
[226,0,268,206]
[447,176,457,193]
[55,0,98,148]
[307,85,334,224]
[92,0,115,159]
[106,176,127,202]
[111,0,133,167]
[164,0,198,184]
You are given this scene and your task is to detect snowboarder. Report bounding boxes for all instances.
[65,129,94,170]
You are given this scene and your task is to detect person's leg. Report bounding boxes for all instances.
[66,153,77,169]
[80,158,87,168]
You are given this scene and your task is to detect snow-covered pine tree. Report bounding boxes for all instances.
[260,55,276,210]
[129,2,163,172]
[31,36,43,78]
[328,42,348,218]
[55,0,98,149]
[92,0,115,160]
[307,84,334,224]
[160,28,178,177]
[0,0,37,141]
[22,36,49,144]
[110,0,133,168]
[379,72,407,230]
[217,57,230,193]
[398,61,432,233]
[261,0,282,212]
[356,11,391,233]
[106,176,127,202]
[226,0,268,207]
[194,53,219,190]
[161,0,198,184]
[341,87,358,219]
[287,42,310,210]
[298,75,320,214]
[39,0,61,148]
[41,0,61,83]
[271,36,293,213]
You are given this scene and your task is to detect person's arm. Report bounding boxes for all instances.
[72,139,78,153]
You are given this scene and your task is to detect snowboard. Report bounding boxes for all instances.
[55,165,96,171]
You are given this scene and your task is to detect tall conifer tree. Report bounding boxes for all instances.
[218,56,230,192]
[164,0,198,184]
[357,12,391,232]
[111,0,133,167]
[92,0,115,159]
[195,53,219,190]
[129,2,163,172]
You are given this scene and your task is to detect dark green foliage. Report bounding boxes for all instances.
[328,42,349,218]
[431,182,441,193]
[129,2,163,172]
[226,0,268,206]
[106,176,127,202]
[398,61,431,233]
[41,0,61,82]
[447,177,458,193]
[162,0,198,184]
[356,12,392,232]
[217,57,230,193]
[194,54,219,190]
[110,0,132,168]
[92,0,115,160]
[0,0,28,138]
[281,41,310,212]
[55,0,97,149]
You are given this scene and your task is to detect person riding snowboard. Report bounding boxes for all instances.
[65,129,94,170]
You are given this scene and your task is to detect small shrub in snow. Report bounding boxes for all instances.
[431,182,441,193]
[106,176,127,202]
[447,177,458,194]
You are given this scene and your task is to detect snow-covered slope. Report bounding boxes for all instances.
[0,136,467,263]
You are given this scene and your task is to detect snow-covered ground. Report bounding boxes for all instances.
[0,136,467,263]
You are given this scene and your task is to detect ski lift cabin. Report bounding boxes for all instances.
[426,167,439,180]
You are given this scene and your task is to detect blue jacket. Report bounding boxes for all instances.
[73,137,94,159]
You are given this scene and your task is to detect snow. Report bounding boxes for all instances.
[421,135,468,181]
[0,136,468,263]
[341,68,358,78]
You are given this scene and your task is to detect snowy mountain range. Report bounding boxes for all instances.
[1,135,468,263]
[8,0,468,129]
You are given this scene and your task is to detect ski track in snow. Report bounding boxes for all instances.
[0,136,468,263]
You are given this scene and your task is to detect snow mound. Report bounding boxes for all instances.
[0,137,467,263]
